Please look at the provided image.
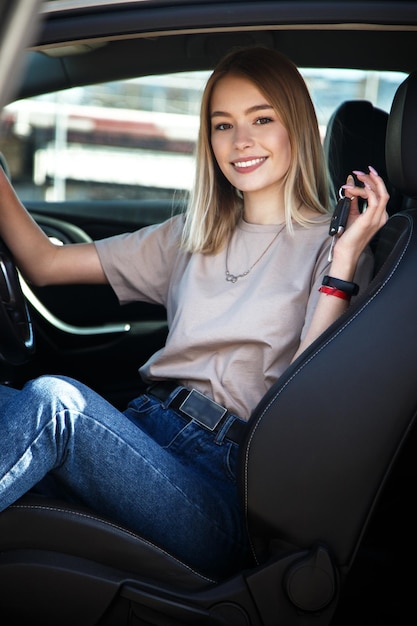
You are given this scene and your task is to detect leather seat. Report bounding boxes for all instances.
[2,73,417,625]
[323,99,402,214]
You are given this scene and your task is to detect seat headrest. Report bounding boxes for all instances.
[386,70,417,198]
[324,100,400,213]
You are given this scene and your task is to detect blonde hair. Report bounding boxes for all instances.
[181,46,333,254]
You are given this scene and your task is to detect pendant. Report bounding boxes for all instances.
[226,271,238,283]
[225,270,248,283]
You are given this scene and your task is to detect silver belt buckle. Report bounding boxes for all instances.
[179,389,227,431]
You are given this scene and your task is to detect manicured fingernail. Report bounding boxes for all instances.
[352,170,366,176]
[347,174,354,183]
[368,165,378,176]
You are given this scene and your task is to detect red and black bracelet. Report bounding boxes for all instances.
[322,275,359,296]
[318,285,351,300]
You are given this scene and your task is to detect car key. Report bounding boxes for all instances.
[328,187,351,262]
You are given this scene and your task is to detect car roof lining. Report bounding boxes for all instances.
[15,26,417,103]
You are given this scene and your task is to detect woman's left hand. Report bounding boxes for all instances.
[334,165,389,266]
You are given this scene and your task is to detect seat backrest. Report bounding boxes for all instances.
[385,69,417,201]
[242,75,417,574]
[323,99,401,214]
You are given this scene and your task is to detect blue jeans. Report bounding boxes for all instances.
[0,375,250,578]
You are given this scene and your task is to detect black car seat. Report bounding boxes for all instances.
[323,99,402,214]
[1,73,417,626]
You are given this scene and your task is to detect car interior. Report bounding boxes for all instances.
[1,1,417,624]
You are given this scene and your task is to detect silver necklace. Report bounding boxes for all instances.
[225,227,282,283]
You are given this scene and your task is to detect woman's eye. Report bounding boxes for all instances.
[214,122,232,131]
[255,117,273,125]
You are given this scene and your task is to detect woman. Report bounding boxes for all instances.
[0,47,388,577]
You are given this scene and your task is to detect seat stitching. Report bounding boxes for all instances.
[8,503,216,583]
[243,212,412,562]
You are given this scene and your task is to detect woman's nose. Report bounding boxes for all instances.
[233,125,254,149]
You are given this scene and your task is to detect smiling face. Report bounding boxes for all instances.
[210,74,292,213]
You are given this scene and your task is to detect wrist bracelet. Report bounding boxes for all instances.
[319,285,351,301]
[322,275,359,296]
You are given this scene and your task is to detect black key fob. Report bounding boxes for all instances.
[329,194,351,237]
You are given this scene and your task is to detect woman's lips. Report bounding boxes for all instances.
[232,157,267,173]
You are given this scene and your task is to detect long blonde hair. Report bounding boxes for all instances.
[181,46,333,254]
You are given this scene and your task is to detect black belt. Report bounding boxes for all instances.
[146,381,246,445]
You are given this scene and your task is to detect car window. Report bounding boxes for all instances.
[0,68,406,206]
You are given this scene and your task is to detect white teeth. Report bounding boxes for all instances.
[233,158,265,168]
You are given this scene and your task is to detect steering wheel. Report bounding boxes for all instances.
[0,238,34,365]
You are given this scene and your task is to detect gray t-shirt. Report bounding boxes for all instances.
[95,214,373,419]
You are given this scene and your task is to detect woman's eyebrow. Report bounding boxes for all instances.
[211,103,274,118]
